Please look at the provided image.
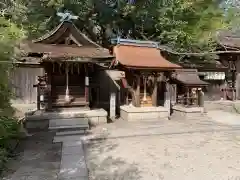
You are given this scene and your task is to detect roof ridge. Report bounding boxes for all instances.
[33,21,65,43]
[111,38,159,48]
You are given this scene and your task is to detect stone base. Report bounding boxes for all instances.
[120,105,169,121]
[172,105,205,119]
[25,108,108,131]
[204,100,240,113]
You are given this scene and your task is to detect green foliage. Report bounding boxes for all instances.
[20,0,228,54]
[0,11,23,174]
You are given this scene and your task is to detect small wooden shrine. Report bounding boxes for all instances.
[170,69,208,107]
[177,60,228,101]
[217,30,240,100]
[110,39,181,108]
[19,19,113,111]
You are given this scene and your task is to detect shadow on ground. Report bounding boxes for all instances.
[1,131,61,180]
[84,138,142,180]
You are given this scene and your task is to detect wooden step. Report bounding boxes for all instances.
[52,97,86,102]
[52,95,85,99]
[52,100,89,107]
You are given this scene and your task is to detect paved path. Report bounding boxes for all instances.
[85,119,240,180]
[58,140,88,180]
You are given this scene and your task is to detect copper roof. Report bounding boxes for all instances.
[174,69,208,86]
[20,41,113,59]
[113,44,181,69]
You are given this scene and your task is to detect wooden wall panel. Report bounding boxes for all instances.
[10,67,44,104]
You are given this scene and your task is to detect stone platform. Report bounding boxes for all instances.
[25,108,108,131]
[171,105,205,120]
[120,105,169,121]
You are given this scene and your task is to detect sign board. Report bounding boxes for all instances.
[110,92,116,118]
[201,72,225,80]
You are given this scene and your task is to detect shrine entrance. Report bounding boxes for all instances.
[50,62,87,108]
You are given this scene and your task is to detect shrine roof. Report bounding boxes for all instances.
[20,21,113,61]
[177,60,227,71]
[217,30,240,49]
[21,41,113,60]
[173,69,208,87]
[33,21,101,47]
[113,43,181,69]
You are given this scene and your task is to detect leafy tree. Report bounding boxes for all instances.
[19,0,228,54]
[0,7,24,173]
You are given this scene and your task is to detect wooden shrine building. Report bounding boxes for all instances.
[19,20,113,111]
[110,39,181,116]
[217,30,240,100]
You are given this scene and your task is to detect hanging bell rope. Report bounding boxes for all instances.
[65,63,70,103]
[59,63,62,74]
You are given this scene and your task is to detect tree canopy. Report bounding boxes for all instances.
[2,0,228,53]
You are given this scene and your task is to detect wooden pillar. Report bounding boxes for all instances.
[198,89,204,107]
[37,85,40,110]
[186,87,190,106]
[135,75,141,107]
[236,73,240,100]
[84,64,89,104]
[152,75,158,106]
[164,81,170,117]
[46,68,52,111]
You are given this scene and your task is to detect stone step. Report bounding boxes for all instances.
[53,134,84,143]
[49,117,88,127]
[49,124,89,131]
[56,129,86,136]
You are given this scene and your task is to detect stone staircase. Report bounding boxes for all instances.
[25,108,108,141]
[48,112,89,140]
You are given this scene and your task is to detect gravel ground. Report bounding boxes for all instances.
[85,119,240,180]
